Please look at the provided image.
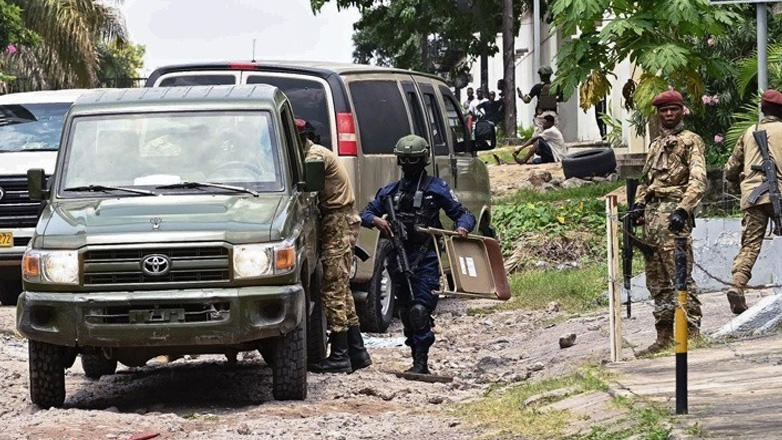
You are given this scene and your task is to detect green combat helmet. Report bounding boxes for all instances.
[394,134,430,165]
[538,65,553,76]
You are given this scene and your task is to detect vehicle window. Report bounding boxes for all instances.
[158,75,237,87]
[246,75,333,150]
[0,102,72,152]
[440,91,470,153]
[61,111,283,192]
[405,92,427,138]
[280,104,303,184]
[348,80,411,155]
[423,93,448,156]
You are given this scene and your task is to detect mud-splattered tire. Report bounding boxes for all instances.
[29,340,66,408]
[356,239,395,333]
[81,353,118,380]
[272,320,307,400]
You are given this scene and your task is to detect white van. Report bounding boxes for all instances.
[0,89,89,305]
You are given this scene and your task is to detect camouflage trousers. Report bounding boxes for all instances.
[731,204,776,288]
[642,202,702,328]
[320,208,361,333]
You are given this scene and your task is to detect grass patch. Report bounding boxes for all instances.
[498,181,624,205]
[459,366,611,439]
[469,264,608,316]
[568,396,672,440]
[479,147,518,165]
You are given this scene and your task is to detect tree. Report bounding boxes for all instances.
[0,0,38,81]
[550,0,742,116]
[311,0,530,79]
[98,40,146,87]
[0,0,128,91]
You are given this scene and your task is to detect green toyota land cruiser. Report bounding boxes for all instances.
[17,85,327,408]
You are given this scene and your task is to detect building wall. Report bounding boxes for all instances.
[463,13,649,152]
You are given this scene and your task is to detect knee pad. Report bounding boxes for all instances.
[409,304,430,332]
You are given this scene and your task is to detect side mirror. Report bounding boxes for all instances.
[27,168,48,201]
[303,159,325,192]
[472,120,497,151]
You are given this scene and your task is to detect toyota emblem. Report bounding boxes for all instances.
[141,254,171,276]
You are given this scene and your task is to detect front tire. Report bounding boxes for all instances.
[29,340,66,408]
[356,239,396,333]
[272,320,307,401]
[81,352,118,380]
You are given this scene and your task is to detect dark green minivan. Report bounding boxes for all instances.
[17,85,327,407]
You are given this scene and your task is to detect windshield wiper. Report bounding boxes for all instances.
[155,181,259,197]
[63,185,157,196]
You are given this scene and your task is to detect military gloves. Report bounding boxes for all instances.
[667,208,689,232]
[629,203,646,226]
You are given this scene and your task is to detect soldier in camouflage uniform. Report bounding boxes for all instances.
[629,90,707,357]
[297,119,372,374]
[723,89,782,315]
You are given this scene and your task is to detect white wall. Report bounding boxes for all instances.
[464,12,646,150]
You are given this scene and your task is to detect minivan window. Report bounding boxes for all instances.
[0,103,72,152]
[423,93,448,156]
[246,75,333,150]
[61,111,283,193]
[441,92,470,153]
[348,80,411,155]
[158,75,237,87]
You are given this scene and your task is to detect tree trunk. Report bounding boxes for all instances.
[502,0,517,138]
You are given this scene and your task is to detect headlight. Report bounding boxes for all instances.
[233,243,296,279]
[23,250,79,285]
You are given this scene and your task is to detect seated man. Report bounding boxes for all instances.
[512,115,565,165]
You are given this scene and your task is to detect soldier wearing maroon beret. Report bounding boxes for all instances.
[631,89,707,357]
[724,89,782,315]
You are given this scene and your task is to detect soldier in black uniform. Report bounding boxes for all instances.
[360,135,476,374]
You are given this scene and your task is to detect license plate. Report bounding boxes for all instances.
[0,231,12,247]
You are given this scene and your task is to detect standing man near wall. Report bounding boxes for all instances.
[629,90,707,357]
[723,89,782,315]
[297,119,372,374]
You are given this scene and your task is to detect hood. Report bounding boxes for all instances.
[38,194,285,248]
[0,151,58,175]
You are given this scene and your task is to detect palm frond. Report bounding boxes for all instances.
[725,97,760,148]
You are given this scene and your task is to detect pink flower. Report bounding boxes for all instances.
[683,106,691,116]
[707,36,716,46]
[701,95,711,105]
[711,94,720,105]
[5,44,16,55]
[714,134,724,143]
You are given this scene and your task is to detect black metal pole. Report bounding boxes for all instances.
[674,236,688,415]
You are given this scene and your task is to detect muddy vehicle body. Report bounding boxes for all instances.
[17,85,327,407]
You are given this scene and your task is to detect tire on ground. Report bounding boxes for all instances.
[0,280,22,306]
[272,319,307,401]
[356,239,396,333]
[561,148,617,180]
[306,263,327,365]
[81,352,118,380]
[29,340,66,408]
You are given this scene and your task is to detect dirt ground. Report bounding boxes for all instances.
[0,286,751,440]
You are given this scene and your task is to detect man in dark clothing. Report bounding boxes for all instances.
[517,65,560,116]
[360,134,475,375]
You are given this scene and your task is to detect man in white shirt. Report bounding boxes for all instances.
[512,114,566,164]
[462,87,475,110]
[467,89,488,118]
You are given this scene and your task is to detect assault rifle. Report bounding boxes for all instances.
[383,196,415,292]
[622,178,655,318]
[748,129,782,236]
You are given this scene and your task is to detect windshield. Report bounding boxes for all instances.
[0,102,72,152]
[60,110,283,194]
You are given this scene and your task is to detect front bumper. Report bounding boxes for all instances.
[16,284,305,348]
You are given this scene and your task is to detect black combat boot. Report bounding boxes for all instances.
[406,346,430,375]
[347,326,372,371]
[309,332,352,374]
[727,288,748,315]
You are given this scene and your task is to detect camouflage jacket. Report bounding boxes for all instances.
[636,126,707,215]
[724,116,782,210]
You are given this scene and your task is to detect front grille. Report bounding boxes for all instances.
[13,236,30,247]
[0,175,46,228]
[85,302,231,324]
[83,245,231,286]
